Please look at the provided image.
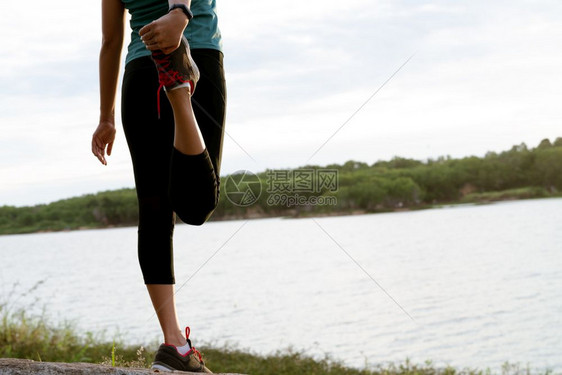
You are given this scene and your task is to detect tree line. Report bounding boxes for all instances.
[1,138,561,235]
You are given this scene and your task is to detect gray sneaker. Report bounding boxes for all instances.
[151,327,212,373]
[151,36,200,94]
[151,36,200,117]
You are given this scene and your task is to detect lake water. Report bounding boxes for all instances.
[1,198,561,372]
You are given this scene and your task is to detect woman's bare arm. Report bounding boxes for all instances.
[92,0,125,165]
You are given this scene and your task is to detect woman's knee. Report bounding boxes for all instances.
[169,147,219,225]
[174,188,218,226]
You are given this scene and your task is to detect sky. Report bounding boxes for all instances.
[1,0,561,206]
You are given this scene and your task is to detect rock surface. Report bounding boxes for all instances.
[0,358,247,375]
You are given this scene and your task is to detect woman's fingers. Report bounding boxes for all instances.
[92,134,111,165]
[92,140,106,165]
[92,144,105,165]
[140,21,159,47]
[92,121,115,166]
[140,13,185,52]
[139,22,152,37]
[142,34,159,50]
[92,139,101,159]
[97,148,107,165]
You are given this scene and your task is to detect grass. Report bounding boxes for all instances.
[0,294,558,375]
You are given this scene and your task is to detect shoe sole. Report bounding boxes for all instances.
[151,362,174,372]
[165,81,193,94]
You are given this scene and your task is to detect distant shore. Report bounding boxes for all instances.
[10,193,560,237]
[2,137,561,235]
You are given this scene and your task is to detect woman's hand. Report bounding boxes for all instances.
[92,120,116,166]
[139,9,188,54]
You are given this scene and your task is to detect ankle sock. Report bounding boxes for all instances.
[175,341,192,355]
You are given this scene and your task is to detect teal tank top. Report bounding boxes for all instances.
[122,0,222,65]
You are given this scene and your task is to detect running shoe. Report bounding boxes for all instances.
[151,327,212,373]
[151,36,200,116]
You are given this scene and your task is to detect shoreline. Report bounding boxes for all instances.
[3,195,560,236]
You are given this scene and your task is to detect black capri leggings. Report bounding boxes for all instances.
[121,49,226,284]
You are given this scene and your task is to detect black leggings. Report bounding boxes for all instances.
[121,49,226,284]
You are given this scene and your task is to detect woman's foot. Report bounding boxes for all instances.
[151,36,200,116]
[151,327,212,373]
[152,36,200,93]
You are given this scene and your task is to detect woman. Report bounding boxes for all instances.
[91,0,226,372]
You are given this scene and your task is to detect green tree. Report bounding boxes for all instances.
[537,138,552,149]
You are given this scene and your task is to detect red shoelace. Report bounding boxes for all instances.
[152,52,193,118]
[185,327,203,362]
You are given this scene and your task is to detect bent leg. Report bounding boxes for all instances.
[165,49,226,225]
[169,147,217,225]
[166,87,204,156]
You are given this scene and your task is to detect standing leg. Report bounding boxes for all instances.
[121,57,185,347]
[146,48,226,348]
[122,47,225,371]
[146,284,186,346]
